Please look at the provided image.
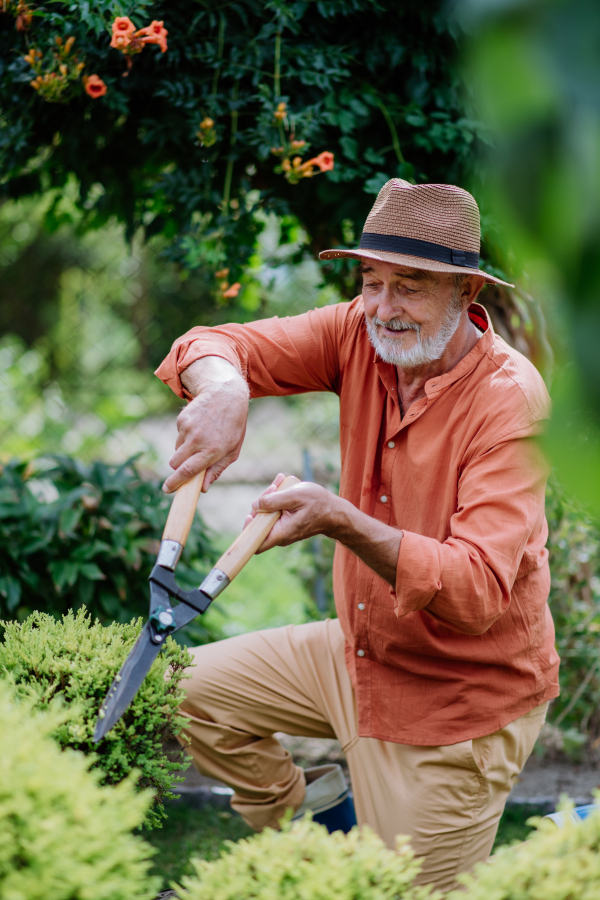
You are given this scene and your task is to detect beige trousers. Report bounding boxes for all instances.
[179,618,547,894]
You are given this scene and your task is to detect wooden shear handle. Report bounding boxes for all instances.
[162,470,206,547]
[215,475,301,582]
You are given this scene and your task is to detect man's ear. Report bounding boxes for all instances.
[463,275,486,307]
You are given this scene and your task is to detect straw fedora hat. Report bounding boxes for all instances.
[319,179,513,288]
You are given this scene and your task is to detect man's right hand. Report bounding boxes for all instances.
[162,356,250,494]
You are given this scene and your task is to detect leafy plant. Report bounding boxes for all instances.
[176,814,436,900]
[464,0,600,517]
[544,477,600,750]
[449,798,600,900]
[0,607,192,827]
[0,0,485,299]
[294,532,337,621]
[0,455,218,645]
[0,678,159,900]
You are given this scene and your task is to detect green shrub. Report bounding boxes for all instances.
[0,679,159,900]
[176,815,436,900]
[449,800,600,900]
[0,455,218,645]
[545,477,600,748]
[0,607,192,827]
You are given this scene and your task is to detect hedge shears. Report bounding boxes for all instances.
[93,471,298,742]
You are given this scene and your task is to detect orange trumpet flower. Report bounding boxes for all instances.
[306,151,335,173]
[138,20,168,52]
[110,17,135,49]
[83,74,108,98]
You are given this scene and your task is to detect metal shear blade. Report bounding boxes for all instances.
[93,570,211,742]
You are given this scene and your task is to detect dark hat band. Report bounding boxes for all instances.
[359,232,480,269]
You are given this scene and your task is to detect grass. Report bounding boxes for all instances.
[492,803,547,851]
[144,799,547,891]
[142,804,254,890]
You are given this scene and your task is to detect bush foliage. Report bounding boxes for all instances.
[0,679,159,900]
[0,455,218,644]
[449,799,600,900]
[177,815,436,900]
[0,607,192,827]
[544,478,600,750]
[0,0,484,297]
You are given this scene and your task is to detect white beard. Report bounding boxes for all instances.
[365,294,464,369]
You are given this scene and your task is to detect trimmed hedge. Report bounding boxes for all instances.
[450,799,600,900]
[0,607,192,827]
[176,815,436,900]
[0,679,159,900]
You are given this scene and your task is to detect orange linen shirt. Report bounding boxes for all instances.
[156,299,560,746]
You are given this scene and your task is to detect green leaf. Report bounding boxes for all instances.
[0,575,21,611]
[59,505,83,537]
[79,563,106,581]
[49,560,79,591]
[363,172,390,194]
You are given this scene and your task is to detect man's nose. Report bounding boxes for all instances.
[376,288,404,322]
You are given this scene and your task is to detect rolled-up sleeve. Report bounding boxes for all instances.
[154,302,357,399]
[392,435,549,635]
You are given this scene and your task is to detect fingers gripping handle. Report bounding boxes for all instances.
[215,475,300,582]
[162,471,205,547]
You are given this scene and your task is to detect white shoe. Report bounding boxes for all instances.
[292,764,349,820]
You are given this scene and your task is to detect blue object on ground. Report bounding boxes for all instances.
[545,803,600,827]
[574,804,598,821]
[313,793,357,834]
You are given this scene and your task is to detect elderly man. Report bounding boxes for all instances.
[156,180,559,893]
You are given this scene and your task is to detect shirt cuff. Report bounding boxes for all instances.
[154,338,243,399]
[391,530,443,617]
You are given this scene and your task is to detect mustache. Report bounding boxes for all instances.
[371,316,420,333]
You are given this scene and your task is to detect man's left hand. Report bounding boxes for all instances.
[245,474,340,552]
[245,474,401,585]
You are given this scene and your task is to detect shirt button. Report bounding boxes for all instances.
[380,495,388,503]
[387,441,395,449]
[357,649,365,657]
[358,602,365,610]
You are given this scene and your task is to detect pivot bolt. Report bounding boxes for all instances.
[149,606,176,641]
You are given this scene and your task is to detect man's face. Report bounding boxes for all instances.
[360,260,468,369]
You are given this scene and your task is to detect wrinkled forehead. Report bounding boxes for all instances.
[357,260,441,284]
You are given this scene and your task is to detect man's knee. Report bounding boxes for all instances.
[178,640,228,718]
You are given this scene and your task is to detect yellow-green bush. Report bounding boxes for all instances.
[0,608,192,827]
[450,800,600,900]
[176,815,437,900]
[0,680,159,900]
